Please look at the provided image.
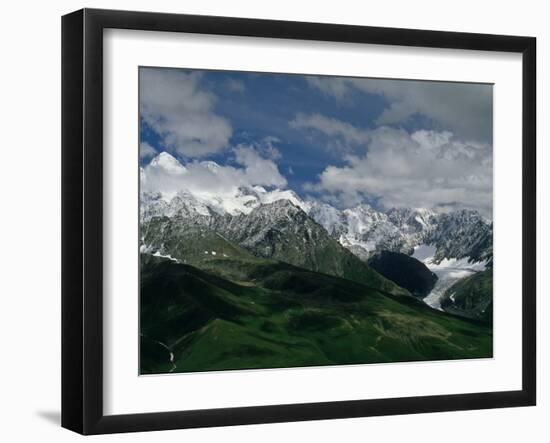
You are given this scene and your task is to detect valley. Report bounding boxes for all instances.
[139,152,494,374]
[140,253,492,374]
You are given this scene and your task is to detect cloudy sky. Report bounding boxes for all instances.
[140,67,493,218]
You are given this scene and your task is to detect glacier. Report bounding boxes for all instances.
[412,244,488,309]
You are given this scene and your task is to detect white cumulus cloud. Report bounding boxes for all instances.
[140,68,232,158]
[305,126,493,217]
[139,141,157,160]
[141,148,287,202]
[233,146,287,187]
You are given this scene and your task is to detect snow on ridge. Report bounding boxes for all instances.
[413,243,488,271]
[412,244,437,262]
[149,151,186,173]
[258,189,308,212]
[152,250,180,263]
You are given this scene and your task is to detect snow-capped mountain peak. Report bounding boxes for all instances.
[149,151,186,172]
[141,153,309,216]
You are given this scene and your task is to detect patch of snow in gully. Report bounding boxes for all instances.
[152,251,180,263]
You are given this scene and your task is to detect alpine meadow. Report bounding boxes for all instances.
[139,67,493,374]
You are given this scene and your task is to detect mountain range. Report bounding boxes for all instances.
[139,152,493,373]
[141,152,493,266]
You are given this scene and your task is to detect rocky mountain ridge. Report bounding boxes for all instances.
[140,152,493,265]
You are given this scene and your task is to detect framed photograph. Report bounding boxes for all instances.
[62,8,536,435]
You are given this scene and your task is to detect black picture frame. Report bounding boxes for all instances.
[62,8,537,435]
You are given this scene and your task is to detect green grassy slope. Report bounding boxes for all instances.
[140,254,493,374]
[142,222,255,265]
[143,217,409,298]
[440,269,493,324]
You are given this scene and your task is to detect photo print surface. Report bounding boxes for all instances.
[139,67,493,374]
